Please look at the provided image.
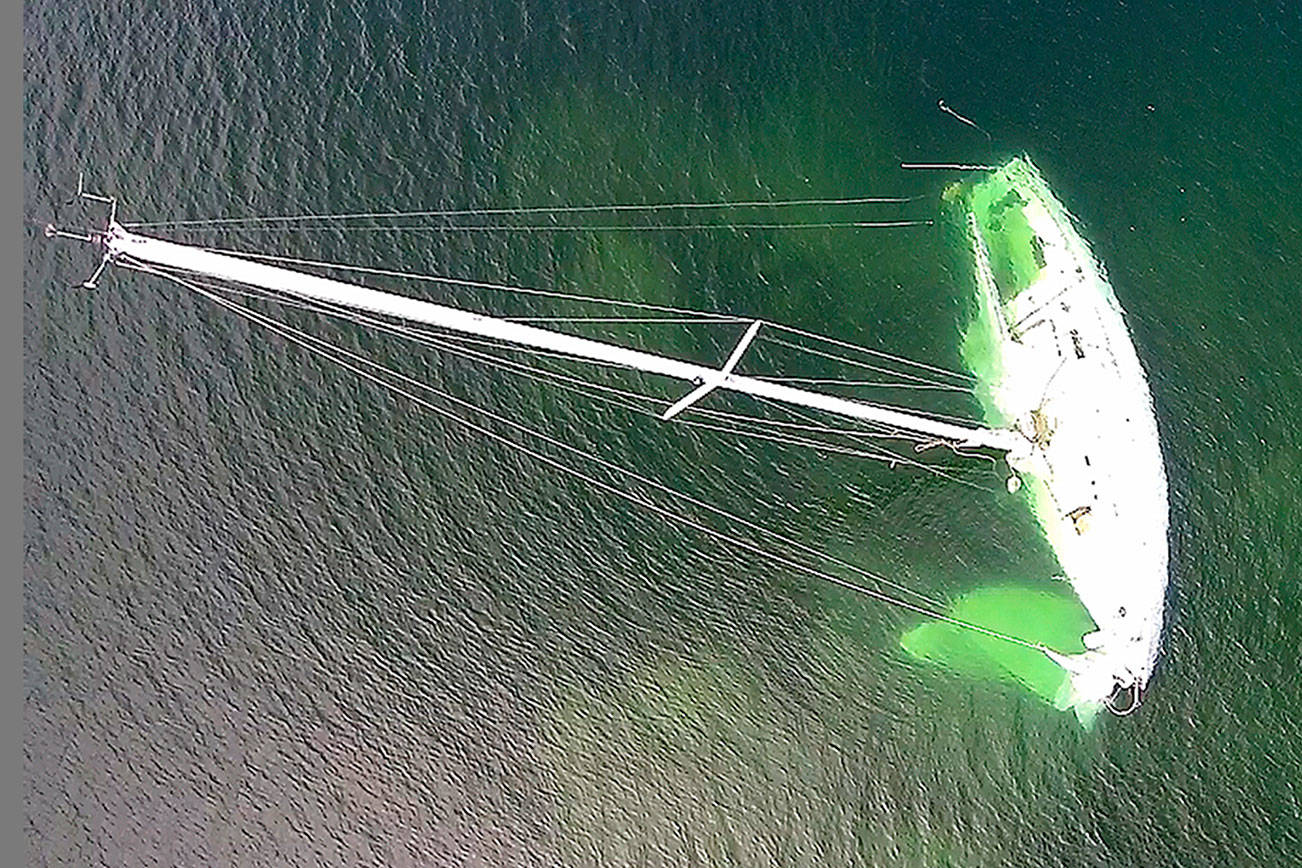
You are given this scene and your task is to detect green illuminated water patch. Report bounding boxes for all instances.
[941,177,1011,427]
[969,170,1044,302]
[958,268,1009,427]
[901,583,1097,719]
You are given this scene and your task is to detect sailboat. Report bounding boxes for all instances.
[952,157,1169,718]
[42,155,1169,720]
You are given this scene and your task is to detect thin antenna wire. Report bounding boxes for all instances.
[151,219,936,234]
[124,194,920,229]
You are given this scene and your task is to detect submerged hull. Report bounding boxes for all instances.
[961,157,1170,716]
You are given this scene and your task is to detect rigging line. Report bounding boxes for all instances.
[333,314,946,453]
[900,163,997,171]
[727,387,940,447]
[184,244,978,397]
[194,243,745,320]
[494,333,1001,487]
[749,392,919,443]
[236,297,738,327]
[188,284,991,498]
[308,309,962,456]
[379,315,946,451]
[751,376,969,392]
[361,332,667,407]
[503,316,740,325]
[179,290,1005,628]
[162,265,973,465]
[388,334,904,470]
[299,299,942,451]
[1010,283,1078,334]
[748,394,998,492]
[746,390,996,484]
[692,406,937,446]
[146,267,678,412]
[165,268,962,453]
[758,334,967,392]
[155,219,936,234]
[210,322,984,628]
[207,282,940,450]
[197,287,677,433]
[757,342,985,428]
[673,416,934,464]
[216,300,1036,648]
[139,268,975,618]
[123,194,921,228]
[194,281,657,374]
[148,266,879,453]
[176,280,305,308]
[133,261,671,409]
[676,418,979,482]
[266,294,937,461]
[396,325,676,373]
[173,276,722,379]
[930,440,1002,470]
[370,332,667,415]
[127,261,962,613]
[189,280,693,419]
[759,334,975,395]
[763,321,977,383]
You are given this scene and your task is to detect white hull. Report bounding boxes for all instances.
[965,158,1170,712]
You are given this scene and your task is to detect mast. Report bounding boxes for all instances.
[101,223,1023,452]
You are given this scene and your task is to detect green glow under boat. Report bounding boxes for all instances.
[901,583,1101,728]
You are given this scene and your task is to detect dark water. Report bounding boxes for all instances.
[24,1,1301,864]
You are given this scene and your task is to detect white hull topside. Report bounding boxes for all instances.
[966,158,1170,710]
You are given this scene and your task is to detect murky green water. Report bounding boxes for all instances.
[25,1,1300,864]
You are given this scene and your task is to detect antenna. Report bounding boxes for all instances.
[79,254,111,290]
[74,172,119,225]
[42,172,121,289]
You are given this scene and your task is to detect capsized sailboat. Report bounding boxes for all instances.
[949,156,1170,717]
[42,155,1169,719]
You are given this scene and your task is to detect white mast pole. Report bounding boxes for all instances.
[104,224,1022,452]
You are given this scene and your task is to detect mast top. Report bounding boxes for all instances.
[41,175,121,289]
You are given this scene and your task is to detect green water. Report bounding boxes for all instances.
[901,584,1099,726]
[968,167,1044,300]
[24,1,1302,864]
